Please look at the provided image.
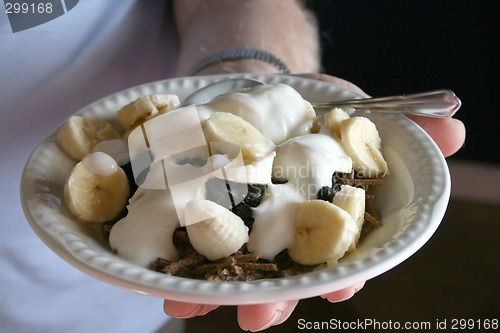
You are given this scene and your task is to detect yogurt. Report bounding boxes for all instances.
[247,183,304,260]
[206,84,316,144]
[82,152,118,177]
[109,187,180,266]
[272,133,352,199]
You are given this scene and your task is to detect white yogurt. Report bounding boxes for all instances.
[206,84,316,144]
[82,152,118,177]
[109,186,180,266]
[273,133,352,199]
[247,183,304,259]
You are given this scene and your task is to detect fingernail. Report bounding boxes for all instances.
[172,304,203,319]
[338,290,355,303]
[353,281,366,293]
[250,310,283,332]
[325,289,355,303]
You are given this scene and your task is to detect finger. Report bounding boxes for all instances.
[163,300,219,319]
[237,300,299,331]
[407,115,466,157]
[320,281,366,303]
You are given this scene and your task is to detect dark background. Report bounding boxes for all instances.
[305,0,499,165]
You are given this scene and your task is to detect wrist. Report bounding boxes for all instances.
[174,0,320,76]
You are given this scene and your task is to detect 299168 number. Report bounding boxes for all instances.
[451,319,498,330]
[5,2,53,14]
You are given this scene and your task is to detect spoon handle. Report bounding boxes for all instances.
[311,89,461,118]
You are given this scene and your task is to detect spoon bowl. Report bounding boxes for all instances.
[181,78,263,106]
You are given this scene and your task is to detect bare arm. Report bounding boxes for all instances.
[173,0,320,76]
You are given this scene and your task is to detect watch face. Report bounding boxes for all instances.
[5,0,79,33]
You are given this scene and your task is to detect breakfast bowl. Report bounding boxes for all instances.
[20,74,450,305]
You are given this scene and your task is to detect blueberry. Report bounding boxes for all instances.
[243,184,267,207]
[332,171,345,184]
[122,162,144,197]
[205,178,239,209]
[232,202,253,220]
[231,202,255,230]
[205,178,267,210]
[332,171,346,192]
[317,186,335,202]
[271,177,288,185]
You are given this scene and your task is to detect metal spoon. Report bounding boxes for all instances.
[182,78,263,106]
[181,78,461,118]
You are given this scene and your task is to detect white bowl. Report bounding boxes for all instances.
[21,74,450,305]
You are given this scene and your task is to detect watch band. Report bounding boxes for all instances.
[188,48,291,76]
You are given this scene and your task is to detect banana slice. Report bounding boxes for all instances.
[92,139,130,166]
[324,108,350,138]
[332,185,365,251]
[184,199,249,260]
[64,152,130,223]
[57,116,121,161]
[203,112,275,163]
[340,116,388,178]
[209,151,276,185]
[288,200,358,265]
[239,152,275,184]
[117,94,180,131]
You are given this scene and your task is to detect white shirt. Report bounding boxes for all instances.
[0,1,179,332]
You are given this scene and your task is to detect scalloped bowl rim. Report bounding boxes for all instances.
[20,74,450,305]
